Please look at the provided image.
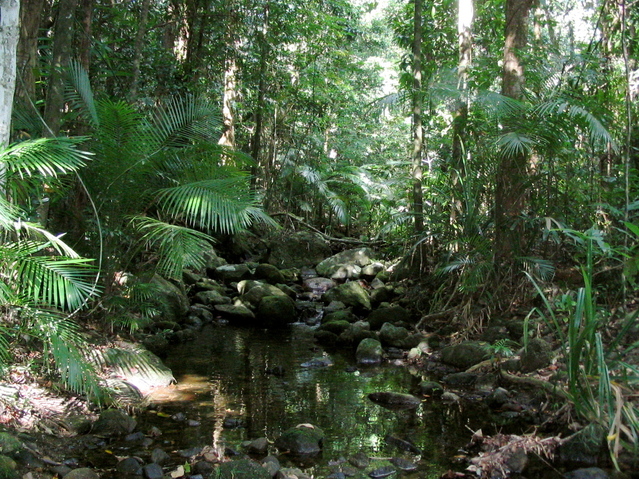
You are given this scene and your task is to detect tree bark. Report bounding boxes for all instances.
[129,0,152,100]
[77,0,92,70]
[43,0,79,136]
[411,0,424,234]
[0,0,19,196]
[494,0,533,266]
[16,0,44,106]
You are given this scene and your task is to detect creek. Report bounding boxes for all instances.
[132,322,473,478]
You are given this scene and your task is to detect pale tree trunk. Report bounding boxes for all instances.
[250,2,270,190]
[43,0,79,136]
[16,0,44,106]
[450,0,473,225]
[494,0,533,266]
[411,0,424,234]
[0,0,20,151]
[218,56,237,149]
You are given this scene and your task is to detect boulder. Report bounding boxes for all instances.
[303,277,336,296]
[366,305,410,330]
[213,264,253,283]
[240,283,289,310]
[328,264,362,281]
[323,310,358,324]
[322,282,371,313]
[0,455,17,479]
[520,338,553,372]
[318,320,351,335]
[256,295,297,327]
[214,303,256,323]
[203,247,227,272]
[267,232,332,269]
[275,425,324,455]
[315,248,376,277]
[92,409,137,436]
[338,321,375,345]
[193,289,231,306]
[360,262,385,280]
[378,323,420,349]
[63,468,99,479]
[149,274,189,322]
[440,341,490,369]
[255,263,285,284]
[564,468,610,479]
[356,338,383,365]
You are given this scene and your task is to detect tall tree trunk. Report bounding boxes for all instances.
[77,0,92,70]
[494,0,533,266]
[0,0,19,145]
[218,3,240,150]
[450,0,473,225]
[0,0,19,196]
[43,0,79,136]
[129,0,152,100]
[16,0,44,107]
[411,0,424,234]
[250,2,270,190]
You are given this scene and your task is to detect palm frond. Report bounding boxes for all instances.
[67,59,100,127]
[149,95,221,148]
[155,175,260,234]
[15,253,99,311]
[133,216,215,279]
[0,138,92,180]
[496,132,536,158]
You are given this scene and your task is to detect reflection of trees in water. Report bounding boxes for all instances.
[163,325,468,464]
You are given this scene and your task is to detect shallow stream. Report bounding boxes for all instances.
[134,323,474,477]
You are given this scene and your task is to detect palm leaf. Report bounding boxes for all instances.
[133,216,215,279]
[149,95,221,148]
[155,175,260,234]
[0,138,92,180]
[15,253,99,310]
[67,59,100,127]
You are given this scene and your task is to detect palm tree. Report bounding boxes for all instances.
[0,137,105,402]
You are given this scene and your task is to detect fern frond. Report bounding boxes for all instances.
[149,95,220,148]
[67,60,100,127]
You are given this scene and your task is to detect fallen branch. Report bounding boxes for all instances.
[498,369,571,400]
[270,212,386,246]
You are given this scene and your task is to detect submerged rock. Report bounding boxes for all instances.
[215,458,272,479]
[384,434,421,454]
[92,409,137,436]
[275,424,325,455]
[368,392,421,409]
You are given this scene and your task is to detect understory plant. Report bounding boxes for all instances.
[526,229,639,465]
[0,137,105,402]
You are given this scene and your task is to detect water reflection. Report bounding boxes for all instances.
[142,323,466,475]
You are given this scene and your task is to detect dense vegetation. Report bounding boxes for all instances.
[0,0,637,467]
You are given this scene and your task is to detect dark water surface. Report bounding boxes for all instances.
[137,323,471,477]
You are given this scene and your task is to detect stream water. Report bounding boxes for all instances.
[133,322,474,478]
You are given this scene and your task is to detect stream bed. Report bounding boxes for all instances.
[133,322,473,477]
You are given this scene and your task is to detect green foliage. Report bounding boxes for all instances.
[526,229,639,464]
[0,138,105,403]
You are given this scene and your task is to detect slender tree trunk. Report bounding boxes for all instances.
[129,0,152,100]
[218,3,240,150]
[16,0,44,106]
[0,0,19,196]
[411,0,424,234]
[250,3,270,190]
[494,0,533,266]
[450,0,473,225]
[77,0,92,70]
[43,0,79,136]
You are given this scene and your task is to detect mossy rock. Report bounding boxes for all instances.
[0,434,22,458]
[318,320,351,335]
[322,281,371,313]
[323,310,358,323]
[275,425,325,455]
[256,295,297,327]
[440,341,491,369]
[214,459,272,479]
[356,338,384,365]
[0,455,17,479]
